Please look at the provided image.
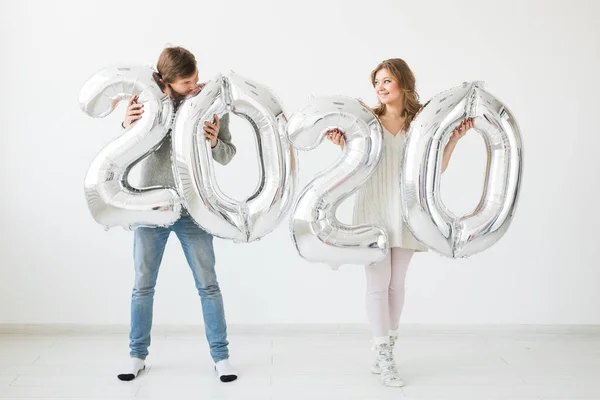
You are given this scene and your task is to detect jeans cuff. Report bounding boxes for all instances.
[130,353,147,361]
[213,355,229,363]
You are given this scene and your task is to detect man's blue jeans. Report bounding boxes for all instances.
[129,215,229,362]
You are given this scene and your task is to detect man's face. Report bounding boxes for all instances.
[169,70,199,97]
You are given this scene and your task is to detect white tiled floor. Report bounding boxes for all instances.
[1,329,600,399]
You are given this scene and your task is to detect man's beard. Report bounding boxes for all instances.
[170,88,188,105]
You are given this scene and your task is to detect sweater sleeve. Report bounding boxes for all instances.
[211,113,236,165]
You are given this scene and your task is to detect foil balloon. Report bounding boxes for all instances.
[286,96,388,269]
[79,65,181,230]
[172,72,297,242]
[401,81,523,258]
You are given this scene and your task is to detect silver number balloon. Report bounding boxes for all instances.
[172,72,297,242]
[79,65,181,230]
[286,96,388,269]
[401,81,523,258]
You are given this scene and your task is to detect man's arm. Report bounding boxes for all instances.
[211,113,236,165]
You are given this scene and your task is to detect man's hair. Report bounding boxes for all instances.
[155,46,197,84]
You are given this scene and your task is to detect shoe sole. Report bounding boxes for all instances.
[383,381,405,388]
[219,374,238,383]
[117,365,145,381]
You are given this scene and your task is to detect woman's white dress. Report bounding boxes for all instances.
[352,127,427,251]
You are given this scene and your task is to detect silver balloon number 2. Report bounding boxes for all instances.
[172,72,297,242]
[286,96,388,269]
[401,81,523,258]
[79,65,181,230]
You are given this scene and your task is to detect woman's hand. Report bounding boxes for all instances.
[326,128,346,150]
[450,118,474,142]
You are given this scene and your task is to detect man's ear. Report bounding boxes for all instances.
[153,72,164,88]
[152,72,173,97]
[162,82,173,98]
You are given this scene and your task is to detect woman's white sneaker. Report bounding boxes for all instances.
[374,337,404,387]
[371,331,398,375]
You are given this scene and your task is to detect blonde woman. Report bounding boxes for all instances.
[328,59,472,387]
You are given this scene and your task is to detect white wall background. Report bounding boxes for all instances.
[1,0,599,326]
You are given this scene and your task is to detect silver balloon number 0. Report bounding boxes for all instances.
[172,72,297,242]
[401,81,523,258]
[286,96,388,269]
[79,65,181,230]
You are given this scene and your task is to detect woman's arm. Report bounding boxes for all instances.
[442,118,473,173]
